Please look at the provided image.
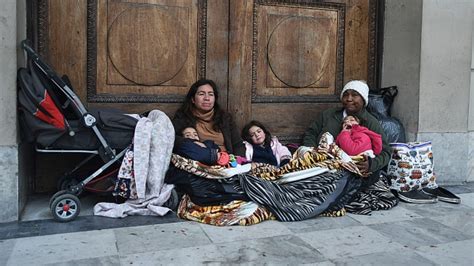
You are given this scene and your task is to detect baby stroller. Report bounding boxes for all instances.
[18,40,137,222]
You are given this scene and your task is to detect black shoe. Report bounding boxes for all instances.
[391,189,438,204]
[422,187,461,204]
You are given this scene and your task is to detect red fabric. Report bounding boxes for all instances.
[335,124,382,156]
[34,91,65,130]
[217,151,230,166]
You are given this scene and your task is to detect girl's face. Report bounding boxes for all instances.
[248,126,266,145]
[343,116,359,129]
[192,84,215,113]
[182,127,200,141]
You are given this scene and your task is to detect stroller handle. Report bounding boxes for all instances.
[21,40,66,86]
[21,40,37,59]
[21,39,117,161]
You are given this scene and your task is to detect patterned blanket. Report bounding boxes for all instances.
[174,133,398,224]
[177,194,274,226]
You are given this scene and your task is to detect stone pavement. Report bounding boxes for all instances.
[1,184,473,265]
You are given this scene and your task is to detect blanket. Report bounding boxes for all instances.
[177,194,274,226]
[94,110,175,218]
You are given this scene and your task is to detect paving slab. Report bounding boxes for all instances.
[0,238,15,266]
[215,234,326,264]
[114,221,211,255]
[282,215,361,234]
[6,230,117,265]
[347,205,422,225]
[331,249,436,266]
[369,218,471,249]
[120,243,227,266]
[414,238,474,266]
[459,192,474,208]
[429,211,474,237]
[199,220,292,244]
[296,225,405,260]
[44,255,121,266]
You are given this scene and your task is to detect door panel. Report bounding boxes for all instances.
[92,0,201,100]
[229,0,380,142]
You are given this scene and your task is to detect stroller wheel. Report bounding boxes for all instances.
[49,190,68,209]
[50,193,81,222]
[57,176,80,192]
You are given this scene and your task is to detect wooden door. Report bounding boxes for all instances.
[29,0,381,191]
[228,0,382,143]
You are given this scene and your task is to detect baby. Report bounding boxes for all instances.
[177,126,235,166]
[335,115,382,158]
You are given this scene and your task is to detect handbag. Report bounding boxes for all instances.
[386,141,437,192]
[367,86,398,117]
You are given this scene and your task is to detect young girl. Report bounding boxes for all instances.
[335,115,382,158]
[241,120,291,167]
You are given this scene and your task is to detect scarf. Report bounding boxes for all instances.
[193,108,226,151]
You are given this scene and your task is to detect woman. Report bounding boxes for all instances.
[303,80,391,188]
[167,79,247,207]
[172,79,245,157]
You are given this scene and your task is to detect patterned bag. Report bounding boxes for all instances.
[387,141,437,192]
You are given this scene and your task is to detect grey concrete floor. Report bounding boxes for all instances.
[1,184,473,265]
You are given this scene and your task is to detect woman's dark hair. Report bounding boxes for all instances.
[177,79,224,131]
[241,120,272,147]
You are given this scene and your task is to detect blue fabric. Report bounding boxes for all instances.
[175,139,219,165]
[252,144,278,166]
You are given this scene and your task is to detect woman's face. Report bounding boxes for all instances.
[192,84,215,113]
[248,126,266,146]
[341,89,364,114]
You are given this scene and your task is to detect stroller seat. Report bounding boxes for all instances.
[33,109,137,151]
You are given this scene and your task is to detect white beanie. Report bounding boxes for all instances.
[340,80,369,106]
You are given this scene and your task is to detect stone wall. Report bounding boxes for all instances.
[381,0,422,142]
[0,0,20,222]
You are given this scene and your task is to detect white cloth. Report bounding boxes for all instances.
[94,110,175,218]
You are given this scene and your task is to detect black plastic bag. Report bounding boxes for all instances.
[366,86,406,143]
[367,86,398,117]
[378,116,406,143]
